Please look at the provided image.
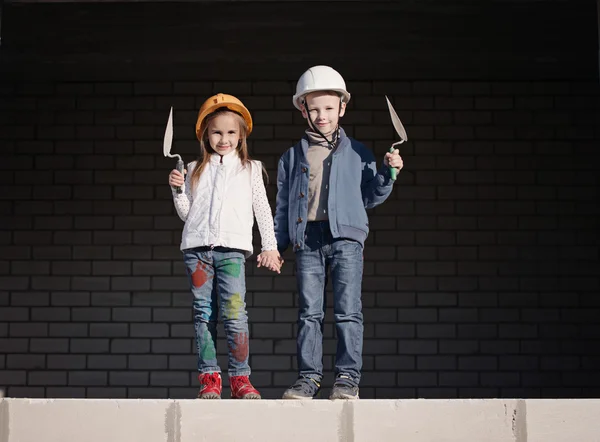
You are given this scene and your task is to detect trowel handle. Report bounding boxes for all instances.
[388,147,397,181]
[175,159,185,194]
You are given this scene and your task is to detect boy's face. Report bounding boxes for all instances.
[301,91,346,136]
[207,112,240,156]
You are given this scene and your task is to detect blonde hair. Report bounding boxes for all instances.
[190,109,267,191]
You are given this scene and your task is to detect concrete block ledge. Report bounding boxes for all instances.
[1,398,599,442]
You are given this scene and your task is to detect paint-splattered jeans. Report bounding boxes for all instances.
[183,247,251,377]
[295,221,364,386]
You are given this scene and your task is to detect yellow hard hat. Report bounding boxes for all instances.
[196,93,253,140]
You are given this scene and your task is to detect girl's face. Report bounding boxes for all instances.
[207,113,240,156]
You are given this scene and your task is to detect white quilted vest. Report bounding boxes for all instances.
[180,152,257,256]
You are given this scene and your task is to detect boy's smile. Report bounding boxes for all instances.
[302,91,346,138]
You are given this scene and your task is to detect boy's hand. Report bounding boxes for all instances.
[168,169,186,188]
[257,250,284,274]
[384,149,404,172]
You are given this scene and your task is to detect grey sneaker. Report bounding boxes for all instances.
[282,377,321,400]
[329,375,359,400]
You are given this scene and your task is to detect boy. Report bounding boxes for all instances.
[274,65,403,399]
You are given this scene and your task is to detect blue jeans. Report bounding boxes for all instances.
[295,221,364,386]
[183,247,251,377]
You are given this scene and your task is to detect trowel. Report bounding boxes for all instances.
[163,106,185,194]
[385,95,408,180]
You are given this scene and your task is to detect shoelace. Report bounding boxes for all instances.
[231,376,250,391]
[291,377,320,394]
[202,373,220,388]
[334,375,356,388]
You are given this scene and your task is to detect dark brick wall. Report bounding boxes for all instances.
[1,1,599,399]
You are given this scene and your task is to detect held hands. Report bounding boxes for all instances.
[257,250,284,274]
[168,169,187,189]
[384,149,404,172]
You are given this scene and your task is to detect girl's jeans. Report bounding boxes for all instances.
[183,247,251,377]
[295,221,364,386]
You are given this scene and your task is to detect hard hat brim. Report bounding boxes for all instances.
[293,88,351,110]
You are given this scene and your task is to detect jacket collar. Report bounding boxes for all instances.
[209,150,240,166]
[300,127,348,157]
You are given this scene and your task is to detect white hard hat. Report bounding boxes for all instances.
[292,65,351,110]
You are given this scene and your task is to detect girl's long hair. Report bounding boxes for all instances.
[189,109,267,191]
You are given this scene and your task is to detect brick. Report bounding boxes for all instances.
[111,338,150,354]
[31,307,70,322]
[417,324,456,339]
[132,261,171,275]
[439,372,479,387]
[7,354,46,369]
[29,371,67,386]
[152,276,189,291]
[10,323,48,337]
[132,292,172,307]
[251,356,291,370]
[458,324,497,339]
[73,246,111,260]
[150,371,189,386]
[52,292,90,306]
[397,372,438,387]
[88,355,127,370]
[0,307,29,322]
[0,277,29,290]
[90,323,129,338]
[376,324,415,338]
[0,247,31,260]
[47,355,86,369]
[152,339,191,354]
[51,261,91,275]
[113,246,152,260]
[92,292,131,306]
[49,323,88,337]
[29,276,69,292]
[439,308,478,323]
[0,370,27,385]
[252,324,292,339]
[112,307,152,322]
[130,323,169,338]
[130,355,168,370]
[46,387,86,398]
[71,277,110,291]
[6,386,45,397]
[30,338,69,353]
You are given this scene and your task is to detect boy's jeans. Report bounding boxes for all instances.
[295,221,364,385]
[183,247,251,377]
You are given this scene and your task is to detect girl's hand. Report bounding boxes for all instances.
[384,149,403,171]
[168,169,186,188]
[257,250,283,274]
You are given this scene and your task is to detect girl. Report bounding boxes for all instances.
[168,93,282,399]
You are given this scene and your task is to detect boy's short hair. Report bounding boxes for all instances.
[301,90,343,107]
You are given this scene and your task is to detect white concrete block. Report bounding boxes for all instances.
[525,399,600,442]
[179,400,345,442]
[3,399,174,442]
[1,399,8,442]
[352,399,521,442]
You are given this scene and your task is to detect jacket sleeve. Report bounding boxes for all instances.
[274,152,291,253]
[171,162,194,221]
[251,161,278,252]
[360,146,395,210]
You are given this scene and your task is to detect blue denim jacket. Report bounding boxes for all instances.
[274,128,395,252]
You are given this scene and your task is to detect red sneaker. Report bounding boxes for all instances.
[230,376,261,399]
[197,372,222,399]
